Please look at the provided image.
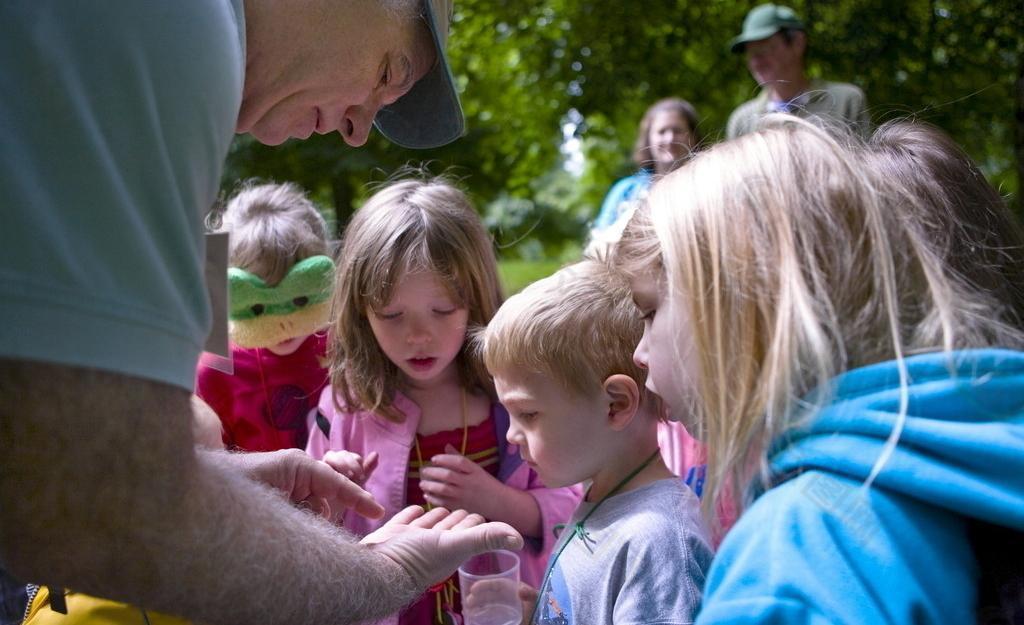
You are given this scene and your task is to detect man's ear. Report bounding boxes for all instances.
[603,374,641,431]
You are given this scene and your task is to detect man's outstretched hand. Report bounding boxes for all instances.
[362,505,524,589]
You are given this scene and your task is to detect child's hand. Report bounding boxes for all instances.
[518,582,539,625]
[419,444,504,516]
[222,448,384,521]
[323,450,379,487]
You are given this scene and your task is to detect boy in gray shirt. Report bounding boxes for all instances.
[481,259,713,625]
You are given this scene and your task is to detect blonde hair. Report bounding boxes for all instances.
[212,181,329,285]
[330,177,503,421]
[632,116,1024,520]
[482,259,646,399]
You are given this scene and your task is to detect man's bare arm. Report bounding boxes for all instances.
[0,360,519,624]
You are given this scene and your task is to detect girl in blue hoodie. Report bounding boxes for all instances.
[618,116,1024,624]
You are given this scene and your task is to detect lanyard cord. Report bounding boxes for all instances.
[412,387,468,623]
[529,448,662,624]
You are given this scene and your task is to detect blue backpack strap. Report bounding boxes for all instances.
[683,464,706,498]
[492,403,522,482]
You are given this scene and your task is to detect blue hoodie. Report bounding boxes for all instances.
[696,349,1024,624]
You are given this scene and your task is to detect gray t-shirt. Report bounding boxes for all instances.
[532,478,713,625]
[0,1,245,390]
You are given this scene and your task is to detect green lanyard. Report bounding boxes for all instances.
[529,448,662,624]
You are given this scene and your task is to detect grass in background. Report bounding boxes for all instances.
[498,259,564,295]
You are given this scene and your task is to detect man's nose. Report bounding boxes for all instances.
[340,103,379,147]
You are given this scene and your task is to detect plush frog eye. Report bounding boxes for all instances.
[227,255,335,320]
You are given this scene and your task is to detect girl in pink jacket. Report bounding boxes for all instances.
[306,177,581,625]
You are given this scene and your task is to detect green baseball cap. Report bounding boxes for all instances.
[729,4,805,53]
[374,0,465,149]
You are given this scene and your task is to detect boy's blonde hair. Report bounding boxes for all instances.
[330,177,503,421]
[212,181,329,285]
[624,116,1024,519]
[483,259,646,399]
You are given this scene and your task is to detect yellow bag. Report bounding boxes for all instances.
[23,586,191,625]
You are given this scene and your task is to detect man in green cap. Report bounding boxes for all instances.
[726,3,869,139]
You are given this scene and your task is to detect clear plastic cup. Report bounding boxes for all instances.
[458,550,522,625]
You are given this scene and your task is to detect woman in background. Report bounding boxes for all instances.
[591,97,703,238]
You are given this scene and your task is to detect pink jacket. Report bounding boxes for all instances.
[658,420,706,486]
[306,388,582,588]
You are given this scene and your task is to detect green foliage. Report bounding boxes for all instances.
[484,167,588,261]
[498,259,565,295]
[222,0,1024,247]
[802,0,1023,196]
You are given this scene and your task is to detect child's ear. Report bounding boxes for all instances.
[603,374,641,431]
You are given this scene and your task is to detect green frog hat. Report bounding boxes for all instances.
[228,255,335,349]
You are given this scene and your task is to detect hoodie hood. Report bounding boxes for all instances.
[769,348,1024,530]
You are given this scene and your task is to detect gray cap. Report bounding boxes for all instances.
[373,0,465,149]
[729,4,805,53]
